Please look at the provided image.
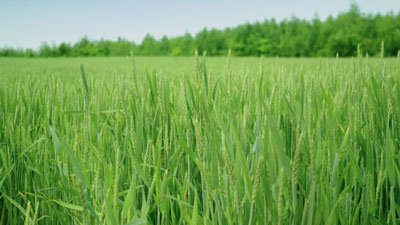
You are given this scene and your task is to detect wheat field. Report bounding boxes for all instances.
[0,55,400,224]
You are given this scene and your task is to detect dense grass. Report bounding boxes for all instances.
[0,56,400,224]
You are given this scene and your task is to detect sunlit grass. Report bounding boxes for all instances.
[0,55,399,224]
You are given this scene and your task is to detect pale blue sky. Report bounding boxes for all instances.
[1,0,399,49]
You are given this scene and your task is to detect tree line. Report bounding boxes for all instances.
[1,5,400,57]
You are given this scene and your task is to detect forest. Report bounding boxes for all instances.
[1,5,400,57]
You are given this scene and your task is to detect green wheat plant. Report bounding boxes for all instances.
[0,55,399,224]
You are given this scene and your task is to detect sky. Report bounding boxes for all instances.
[1,0,399,49]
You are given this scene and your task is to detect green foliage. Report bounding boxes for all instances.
[0,55,400,224]
[1,5,400,57]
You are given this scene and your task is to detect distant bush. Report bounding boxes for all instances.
[1,4,399,57]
